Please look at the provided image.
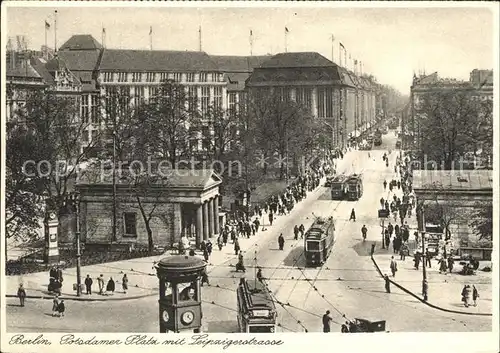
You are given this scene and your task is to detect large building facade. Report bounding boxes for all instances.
[245,52,381,150]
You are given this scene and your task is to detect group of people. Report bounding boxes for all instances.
[47,266,64,295]
[83,273,128,296]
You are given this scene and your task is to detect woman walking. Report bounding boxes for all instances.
[122,274,129,294]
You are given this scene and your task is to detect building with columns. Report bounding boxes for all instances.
[245,52,380,150]
[76,169,222,248]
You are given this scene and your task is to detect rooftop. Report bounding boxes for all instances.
[99,49,220,72]
[412,170,493,191]
[259,52,336,69]
[59,34,103,51]
[210,55,271,73]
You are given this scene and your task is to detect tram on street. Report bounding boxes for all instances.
[330,174,349,200]
[236,278,277,333]
[304,216,336,267]
[345,174,363,201]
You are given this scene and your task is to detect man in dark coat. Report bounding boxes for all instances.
[84,274,93,295]
[268,212,274,226]
[278,234,285,250]
[294,225,299,240]
[106,278,115,294]
[349,208,356,222]
[322,310,333,333]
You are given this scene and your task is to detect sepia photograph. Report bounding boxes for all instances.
[1,2,498,352]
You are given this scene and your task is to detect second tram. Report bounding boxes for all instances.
[345,174,363,201]
[305,217,336,267]
[330,174,349,200]
[236,278,277,333]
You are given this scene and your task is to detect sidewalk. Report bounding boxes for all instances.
[372,250,492,315]
[6,151,358,302]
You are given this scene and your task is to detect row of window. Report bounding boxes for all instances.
[102,72,224,83]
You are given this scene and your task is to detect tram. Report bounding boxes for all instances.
[345,174,363,201]
[330,174,349,200]
[304,216,336,267]
[236,278,277,333]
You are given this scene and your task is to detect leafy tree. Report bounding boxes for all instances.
[416,90,493,169]
[469,202,493,242]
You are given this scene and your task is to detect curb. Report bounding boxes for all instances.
[370,255,492,317]
[5,292,156,302]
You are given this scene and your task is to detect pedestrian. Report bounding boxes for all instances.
[322,310,333,333]
[294,225,299,240]
[56,266,64,288]
[17,284,26,307]
[385,233,391,248]
[235,251,246,273]
[383,180,387,190]
[201,268,210,287]
[472,285,479,307]
[384,274,391,293]
[256,267,265,283]
[299,224,305,238]
[203,247,209,262]
[349,208,356,222]
[361,225,367,241]
[387,222,393,236]
[217,235,223,251]
[58,299,65,318]
[370,243,376,256]
[52,296,60,317]
[341,322,350,333]
[399,243,407,261]
[414,252,421,270]
[447,256,454,273]
[461,285,472,307]
[84,274,93,295]
[390,256,398,277]
[122,274,128,294]
[278,233,285,250]
[97,274,104,295]
[106,277,115,295]
[206,239,213,256]
[414,231,419,245]
[425,250,432,268]
[268,212,274,226]
[439,258,447,274]
[234,237,240,255]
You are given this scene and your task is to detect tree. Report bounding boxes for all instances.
[469,202,492,242]
[246,92,319,180]
[417,90,493,169]
[142,80,199,167]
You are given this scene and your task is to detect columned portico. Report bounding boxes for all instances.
[202,201,209,241]
[213,196,220,236]
[208,198,214,238]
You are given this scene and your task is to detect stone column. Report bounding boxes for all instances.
[202,201,209,241]
[213,196,220,236]
[207,198,214,238]
[311,87,318,117]
[196,204,203,248]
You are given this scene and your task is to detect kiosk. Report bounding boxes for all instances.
[155,255,206,333]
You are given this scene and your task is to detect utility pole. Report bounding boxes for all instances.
[70,192,82,297]
[417,202,428,301]
[112,131,117,242]
[381,218,386,249]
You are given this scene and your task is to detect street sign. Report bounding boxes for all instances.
[378,209,389,218]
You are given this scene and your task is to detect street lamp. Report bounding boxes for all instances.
[416,202,428,301]
[68,192,82,297]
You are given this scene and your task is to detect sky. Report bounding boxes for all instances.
[4,3,497,94]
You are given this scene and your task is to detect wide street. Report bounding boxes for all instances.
[6,132,492,333]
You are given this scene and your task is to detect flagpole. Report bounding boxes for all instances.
[54,10,58,54]
[149,26,153,51]
[338,43,342,67]
[198,26,202,51]
[250,30,253,56]
[44,22,48,60]
[331,34,334,63]
[344,48,347,71]
[285,28,288,53]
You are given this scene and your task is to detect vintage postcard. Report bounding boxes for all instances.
[1,1,498,353]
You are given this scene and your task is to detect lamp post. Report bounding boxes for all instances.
[417,202,428,301]
[69,192,82,297]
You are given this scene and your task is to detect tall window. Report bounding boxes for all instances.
[90,95,99,124]
[146,72,155,82]
[325,87,333,117]
[317,87,326,118]
[118,72,127,82]
[132,72,142,83]
[81,95,89,123]
[201,86,210,116]
[103,72,113,82]
[123,212,137,237]
[148,86,158,102]
[186,73,195,82]
[200,73,208,82]
[173,73,182,82]
[119,87,130,114]
[159,72,168,82]
[228,93,237,115]
[134,86,145,107]
[211,73,218,82]
[296,88,312,109]
[214,87,222,108]
[202,126,211,150]
[188,86,198,111]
